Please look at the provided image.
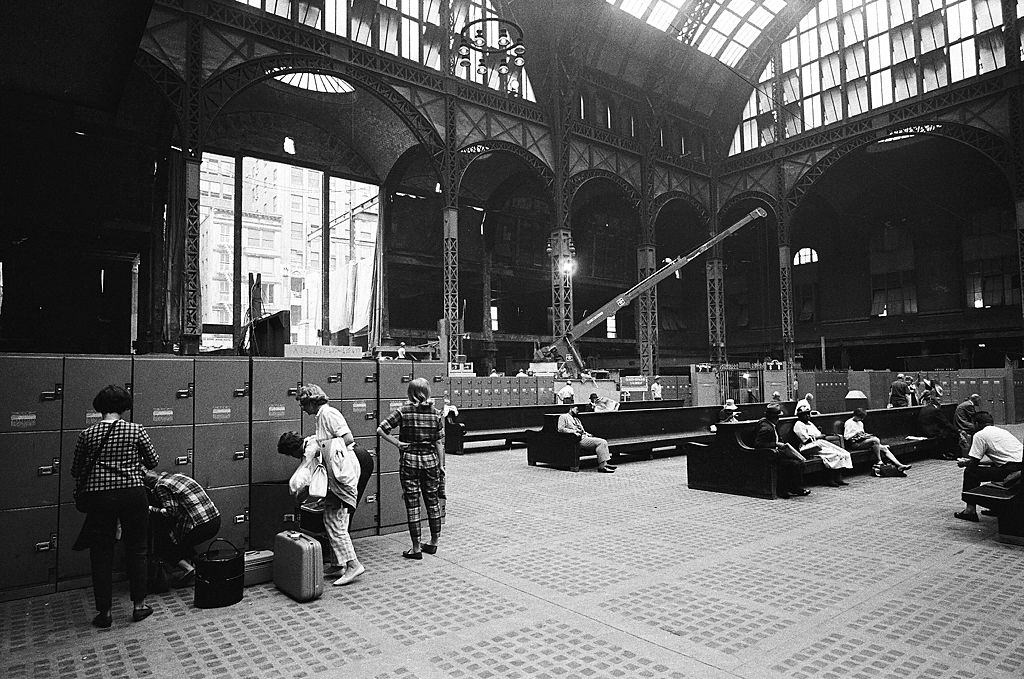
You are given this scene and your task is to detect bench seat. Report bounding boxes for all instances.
[963,476,1024,546]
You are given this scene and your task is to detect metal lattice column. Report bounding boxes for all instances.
[183,158,202,337]
[443,207,460,361]
[771,48,796,396]
[706,257,725,363]
[550,228,575,339]
[637,245,658,377]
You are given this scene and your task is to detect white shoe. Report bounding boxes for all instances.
[333,563,365,586]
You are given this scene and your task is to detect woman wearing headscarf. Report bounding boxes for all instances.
[792,405,852,487]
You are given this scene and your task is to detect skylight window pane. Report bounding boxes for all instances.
[619,0,650,19]
[735,24,759,46]
[699,30,728,56]
[749,8,774,28]
[721,41,746,66]
[647,2,678,31]
[715,10,742,36]
[728,0,756,16]
[764,0,786,13]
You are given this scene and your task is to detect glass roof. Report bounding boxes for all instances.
[267,69,356,94]
[606,0,789,68]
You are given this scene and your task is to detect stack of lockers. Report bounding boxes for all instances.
[813,371,849,413]
[0,355,64,600]
[249,357,302,549]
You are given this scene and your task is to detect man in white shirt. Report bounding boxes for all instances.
[650,377,663,401]
[955,411,1023,522]
[556,381,575,404]
[557,406,615,473]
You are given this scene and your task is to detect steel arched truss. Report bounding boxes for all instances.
[718,190,781,223]
[651,190,711,229]
[134,49,186,136]
[456,138,555,197]
[566,169,642,211]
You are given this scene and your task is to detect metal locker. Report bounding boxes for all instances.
[501,377,514,407]
[249,482,299,550]
[301,358,342,400]
[526,377,539,405]
[511,379,522,407]
[0,505,58,598]
[251,419,303,484]
[378,360,414,399]
[62,356,132,431]
[378,471,425,528]
[0,431,60,510]
[334,399,379,438]
[448,376,462,407]
[340,359,378,400]
[201,485,249,552]
[193,422,250,490]
[378,435,399,474]
[194,358,250,425]
[252,358,302,422]
[0,354,64,433]
[350,474,379,532]
[144,425,194,476]
[132,357,194,427]
[413,361,448,388]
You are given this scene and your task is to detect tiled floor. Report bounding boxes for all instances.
[3,428,1022,679]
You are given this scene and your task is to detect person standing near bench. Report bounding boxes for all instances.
[954,411,1023,522]
[918,392,958,459]
[557,405,616,473]
[755,403,810,498]
[888,374,910,408]
[557,380,575,404]
[954,394,982,459]
[650,377,663,401]
[843,408,911,471]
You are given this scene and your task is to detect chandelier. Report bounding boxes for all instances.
[457,17,526,95]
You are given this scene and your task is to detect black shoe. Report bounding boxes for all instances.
[402,549,423,560]
[92,611,112,629]
[132,604,153,623]
[604,464,617,470]
[597,466,615,473]
[791,489,811,497]
[421,543,437,554]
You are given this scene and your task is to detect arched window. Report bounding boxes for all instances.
[793,247,818,265]
[730,0,1017,155]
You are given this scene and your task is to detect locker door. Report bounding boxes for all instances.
[132,357,194,427]
[335,399,379,438]
[511,379,522,407]
[378,435,399,474]
[145,425,194,476]
[302,358,342,400]
[252,358,302,422]
[63,356,132,431]
[201,485,249,552]
[413,362,448,388]
[449,376,462,407]
[194,358,250,425]
[194,422,250,490]
[340,360,378,400]
[251,419,303,484]
[249,482,299,550]
[0,431,60,510]
[0,506,57,597]
[379,471,425,528]
[0,354,63,433]
[378,361,414,399]
[350,474,378,532]
[526,377,538,405]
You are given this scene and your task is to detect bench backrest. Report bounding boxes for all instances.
[541,403,762,439]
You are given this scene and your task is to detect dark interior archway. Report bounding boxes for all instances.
[653,198,710,363]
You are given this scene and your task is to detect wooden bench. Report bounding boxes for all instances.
[524,405,741,471]
[688,405,955,499]
[447,398,711,454]
[962,472,1023,546]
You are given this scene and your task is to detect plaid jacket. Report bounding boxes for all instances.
[150,472,221,543]
[72,420,158,493]
[379,401,444,470]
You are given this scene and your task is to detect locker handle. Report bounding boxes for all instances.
[283,513,296,523]
[40,383,64,401]
[433,375,444,382]
[175,455,190,466]
[37,465,55,476]
[233,451,247,461]
[233,383,249,397]
[327,374,341,383]
[364,375,377,383]
[365,494,377,504]
[287,387,298,396]
[176,388,192,399]
[233,513,246,524]
[365,412,377,420]
[36,534,56,552]
[401,376,413,383]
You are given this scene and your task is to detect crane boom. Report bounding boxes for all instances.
[545,207,767,372]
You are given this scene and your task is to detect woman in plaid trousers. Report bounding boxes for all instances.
[377,378,445,559]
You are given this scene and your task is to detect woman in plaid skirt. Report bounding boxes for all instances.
[377,378,445,559]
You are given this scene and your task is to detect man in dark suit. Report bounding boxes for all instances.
[888,374,910,407]
[918,392,957,459]
[754,404,810,499]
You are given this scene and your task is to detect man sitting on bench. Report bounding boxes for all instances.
[557,405,616,474]
[755,403,810,498]
[955,411,1023,522]
[589,393,619,412]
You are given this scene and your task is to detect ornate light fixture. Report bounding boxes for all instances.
[457,17,526,97]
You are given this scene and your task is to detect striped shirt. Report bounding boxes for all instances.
[150,472,221,543]
[379,401,444,470]
[72,420,158,493]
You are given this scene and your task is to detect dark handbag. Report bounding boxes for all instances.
[74,421,119,512]
[194,537,245,609]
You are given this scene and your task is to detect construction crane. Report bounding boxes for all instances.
[541,208,768,373]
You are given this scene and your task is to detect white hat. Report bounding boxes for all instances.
[723,399,738,410]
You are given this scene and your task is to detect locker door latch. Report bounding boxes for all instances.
[401,375,413,383]
[176,383,194,399]
[365,494,377,504]
[365,412,377,420]
[234,445,249,461]
[283,512,296,523]
[40,383,63,401]
[175,449,193,466]
[35,533,57,552]
[327,373,341,383]
[287,383,300,396]
[233,382,249,397]
[364,375,377,383]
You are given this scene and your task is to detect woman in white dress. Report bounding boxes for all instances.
[793,406,852,487]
